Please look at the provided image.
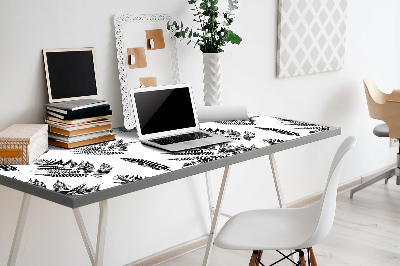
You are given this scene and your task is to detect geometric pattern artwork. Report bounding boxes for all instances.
[0,114,331,195]
[277,0,347,78]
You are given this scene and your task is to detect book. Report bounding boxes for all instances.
[44,99,108,111]
[47,109,112,120]
[46,104,110,115]
[49,124,112,137]
[45,119,111,131]
[48,135,116,149]
[49,130,113,143]
[46,115,111,125]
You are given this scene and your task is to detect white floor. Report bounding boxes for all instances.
[159,178,400,266]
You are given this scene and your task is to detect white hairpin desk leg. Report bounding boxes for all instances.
[8,193,31,266]
[73,208,95,265]
[95,200,108,266]
[202,165,231,266]
[205,171,214,222]
[269,153,294,260]
[74,200,108,266]
[269,153,286,208]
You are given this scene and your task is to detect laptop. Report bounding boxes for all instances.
[130,84,231,151]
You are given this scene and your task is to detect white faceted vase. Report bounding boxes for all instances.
[202,53,222,106]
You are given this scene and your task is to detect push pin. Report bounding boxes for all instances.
[149,39,155,49]
[129,54,135,65]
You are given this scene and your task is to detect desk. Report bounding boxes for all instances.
[0,114,340,266]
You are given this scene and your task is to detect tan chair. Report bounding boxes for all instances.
[350,78,400,198]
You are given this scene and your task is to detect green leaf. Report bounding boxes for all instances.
[210,0,219,5]
[228,0,238,10]
[226,30,242,44]
[200,2,208,10]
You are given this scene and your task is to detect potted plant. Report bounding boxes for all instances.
[167,0,242,106]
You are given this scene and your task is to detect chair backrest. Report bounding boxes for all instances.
[364,78,380,119]
[364,78,400,105]
[302,136,356,248]
[363,78,400,138]
[364,78,386,120]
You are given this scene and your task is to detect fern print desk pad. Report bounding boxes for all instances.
[0,114,340,208]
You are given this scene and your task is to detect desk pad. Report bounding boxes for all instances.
[0,115,331,196]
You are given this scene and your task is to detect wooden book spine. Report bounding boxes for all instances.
[49,124,111,136]
[48,135,115,149]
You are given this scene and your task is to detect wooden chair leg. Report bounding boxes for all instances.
[298,250,307,266]
[249,250,263,266]
[308,247,318,266]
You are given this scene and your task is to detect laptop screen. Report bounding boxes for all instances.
[134,86,196,135]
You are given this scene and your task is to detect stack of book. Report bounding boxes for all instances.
[45,99,115,148]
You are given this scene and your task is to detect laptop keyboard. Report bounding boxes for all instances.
[149,132,211,145]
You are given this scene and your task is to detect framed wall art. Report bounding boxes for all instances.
[276,0,347,78]
[114,13,180,129]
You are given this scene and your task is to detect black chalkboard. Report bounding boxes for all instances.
[44,49,98,101]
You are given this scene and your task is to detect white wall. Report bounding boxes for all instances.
[1,0,400,265]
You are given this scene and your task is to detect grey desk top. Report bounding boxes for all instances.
[0,114,340,208]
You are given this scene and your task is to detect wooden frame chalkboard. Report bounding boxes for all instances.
[43,47,100,103]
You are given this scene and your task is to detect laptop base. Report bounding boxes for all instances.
[141,132,230,152]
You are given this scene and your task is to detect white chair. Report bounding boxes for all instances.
[214,136,356,266]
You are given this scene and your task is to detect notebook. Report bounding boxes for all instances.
[130,84,231,151]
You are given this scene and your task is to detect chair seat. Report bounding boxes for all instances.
[373,123,389,137]
[214,203,321,251]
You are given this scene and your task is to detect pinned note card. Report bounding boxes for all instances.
[127,47,147,69]
[140,77,157,87]
[145,29,165,50]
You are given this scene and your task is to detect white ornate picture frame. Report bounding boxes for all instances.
[114,14,180,129]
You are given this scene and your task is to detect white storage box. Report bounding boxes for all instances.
[0,124,48,165]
